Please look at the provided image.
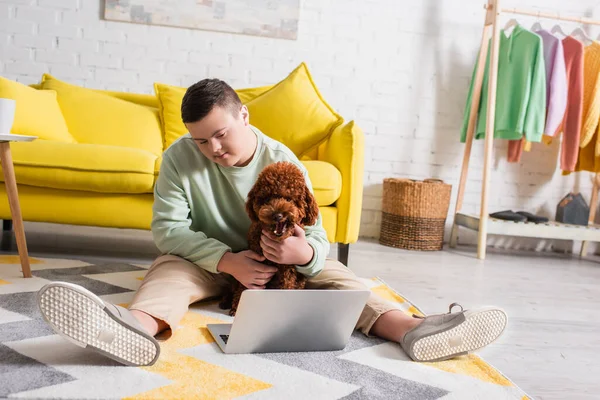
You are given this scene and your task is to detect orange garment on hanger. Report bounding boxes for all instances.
[558,36,584,172]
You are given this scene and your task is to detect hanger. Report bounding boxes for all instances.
[551,24,567,38]
[571,27,594,45]
[531,11,543,32]
[504,18,518,30]
[503,18,519,36]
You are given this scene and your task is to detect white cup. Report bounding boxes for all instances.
[0,98,16,134]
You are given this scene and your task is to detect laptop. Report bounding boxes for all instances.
[207,289,370,354]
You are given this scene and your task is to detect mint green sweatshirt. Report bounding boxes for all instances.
[460,25,547,142]
[151,125,330,277]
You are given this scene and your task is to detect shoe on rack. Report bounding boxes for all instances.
[401,303,507,362]
[489,210,527,222]
[516,211,549,224]
[37,281,160,366]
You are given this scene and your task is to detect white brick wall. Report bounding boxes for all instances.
[2,0,600,251]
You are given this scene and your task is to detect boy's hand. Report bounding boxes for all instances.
[217,251,277,289]
[261,224,314,266]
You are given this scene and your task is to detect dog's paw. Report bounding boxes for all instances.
[218,301,231,310]
[219,291,234,310]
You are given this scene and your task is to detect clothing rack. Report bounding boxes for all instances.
[449,0,600,259]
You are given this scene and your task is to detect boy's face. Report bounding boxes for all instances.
[186,105,253,167]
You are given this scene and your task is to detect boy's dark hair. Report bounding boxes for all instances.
[181,79,242,124]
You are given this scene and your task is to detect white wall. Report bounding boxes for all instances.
[2,0,600,250]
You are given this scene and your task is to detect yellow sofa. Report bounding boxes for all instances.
[0,64,364,264]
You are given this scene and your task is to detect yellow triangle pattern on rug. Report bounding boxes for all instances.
[427,354,513,386]
[126,310,271,399]
[371,283,406,304]
[370,277,423,317]
[0,255,44,264]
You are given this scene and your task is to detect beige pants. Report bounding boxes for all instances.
[129,255,398,336]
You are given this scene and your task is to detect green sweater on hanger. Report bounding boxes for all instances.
[460,25,547,142]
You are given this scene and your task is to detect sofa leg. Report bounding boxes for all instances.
[1,220,12,251]
[338,243,349,266]
[2,220,12,232]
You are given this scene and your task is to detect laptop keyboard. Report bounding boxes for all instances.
[220,334,230,344]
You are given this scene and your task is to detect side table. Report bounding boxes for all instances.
[0,133,37,278]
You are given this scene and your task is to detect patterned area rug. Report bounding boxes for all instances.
[0,255,531,399]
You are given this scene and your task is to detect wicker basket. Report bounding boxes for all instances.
[379,178,452,251]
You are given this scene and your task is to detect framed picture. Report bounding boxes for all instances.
[104,0,300,40]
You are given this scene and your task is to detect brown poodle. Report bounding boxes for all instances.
[219,161,320,316]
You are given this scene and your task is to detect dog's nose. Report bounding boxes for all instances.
[273,213,284,221]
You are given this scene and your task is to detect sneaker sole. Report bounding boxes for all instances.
[410,308,507,362]
[37,281,160,367]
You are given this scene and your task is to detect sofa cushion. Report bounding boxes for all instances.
[301,161,342,206]
[245,63,343,157]
[0,76,75,143]
[236,85,273,103]
[32,81,160,109]
[39,74,163,156]
[98,90,159,108]
[4,141,156,194]
[0,184,154,230]
[153,83,188,150]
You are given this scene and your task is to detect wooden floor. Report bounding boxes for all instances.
[3,222,600,400]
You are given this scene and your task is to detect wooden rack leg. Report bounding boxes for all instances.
[478,0,502,260]
[581,172,600,257]
[450,25,492,248]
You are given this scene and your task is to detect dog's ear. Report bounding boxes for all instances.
[301,186,320,226]
[246,186,259,222]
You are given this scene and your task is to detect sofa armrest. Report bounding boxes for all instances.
[319,121,365,244]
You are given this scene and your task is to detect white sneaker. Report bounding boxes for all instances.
[37,281,160,366]
[401,303,507,362]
